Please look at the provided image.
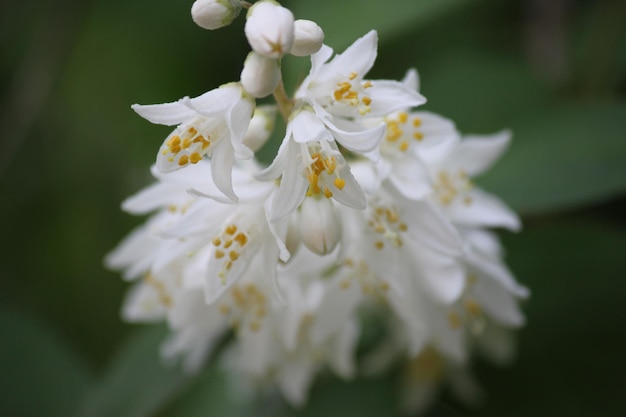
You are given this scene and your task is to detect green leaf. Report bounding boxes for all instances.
[74,325,191,417]
[479,102,626,214]
[0,306,93,417]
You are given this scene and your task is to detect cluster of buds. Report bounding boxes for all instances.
[107,0,528,412]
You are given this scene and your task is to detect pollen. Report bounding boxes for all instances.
[190,152,202,164]
[215,250,225,259]
[225,225,238,235]
[413,132,424,141]
[362,97,372,106]
[398,112,408,123]
[178,155,189,166]
[448,311,462,329]
[212,237,222,246]
[465,299,482,317]
[323,187,333,198]
[412,117,422,127]
[349,72,357,80]
[234,232,248,246]
[229,251,239,261]
[375,241,384,250]
[334,177,346,190]
[399,141,409,152]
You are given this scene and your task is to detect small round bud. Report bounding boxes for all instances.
[290,19,324,57]
[191,0,242,30]
[245,1,294,58]
[298,197,341,256]
[243,105,277,151]
[240,52,280,98]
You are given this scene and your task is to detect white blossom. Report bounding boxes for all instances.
[244,1,294,59]
[191,0,242,30]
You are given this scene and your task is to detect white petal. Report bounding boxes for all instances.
[446,188,521,231]
[326,118,385,154]
[226,92,255,159]
[276,355,316,406]
[448,130,511,176]
[414,247,466,304]
[131,101,195,126]
[269,154,308,221]
[255,130,292,181]
[122,282,166,322]
[402,68,420,92]
[317,30,378,82]
[188,84,242,116]
[210,140,238,202]
[332,163,367,210]
[367,80,426,116]
[474,278,526,327]
[327,320,358,378]
[405,200,464,257]
[121,182,185,214]
[290,109,332,143]
[388,156,432,201]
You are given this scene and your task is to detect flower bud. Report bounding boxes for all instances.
[191,0,242,30]
[290,19,324,57]
[243,105,277,151]
[298,197,341,255]
[245,1,294,58]
[240,51,280,98]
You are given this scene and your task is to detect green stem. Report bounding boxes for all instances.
[273,76,293,122]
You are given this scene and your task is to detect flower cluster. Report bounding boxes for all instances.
[107,0,528,412]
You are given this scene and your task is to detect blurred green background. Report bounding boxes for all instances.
[1,0,625,416]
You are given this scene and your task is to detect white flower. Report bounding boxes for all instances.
[258,107,367,221]
[244,1,294,59]
[297,197,341,255]
[132,83,254,201]
[296,30,425,126]
[191,0,242,30]
[243,104,276,152]
[424,130,521,231]
[240,51,280,98]
[290,19,324,57]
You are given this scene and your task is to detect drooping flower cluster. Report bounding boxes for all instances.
[107,0,528,412]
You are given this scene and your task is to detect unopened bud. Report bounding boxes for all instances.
[243,105,277,151]
[290,19,324,57]
[245,1,294,58]
[240,52,280,98]
[191,0,242,30]
[298,197,341,255]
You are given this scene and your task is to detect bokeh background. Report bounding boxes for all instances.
[1,0,625,416]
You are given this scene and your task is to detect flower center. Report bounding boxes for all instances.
[212,223,250,283]
[383,112,424,153]
[303,143,346,199]
[331,72,373,116]
[367,204,408,250]
[161,123,212,167]
[447,274,485,334]
[339,258,391,297]
[219,283,268,332]
[433,170,473,206]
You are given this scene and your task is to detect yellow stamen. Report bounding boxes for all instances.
[178,155,189,166]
